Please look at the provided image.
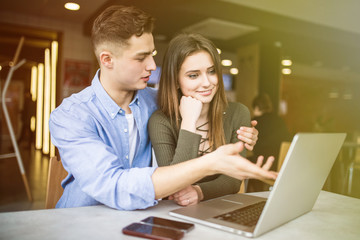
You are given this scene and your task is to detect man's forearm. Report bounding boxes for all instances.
[151,155,214,199]
[151,142,278,200]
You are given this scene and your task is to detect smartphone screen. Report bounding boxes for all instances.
[141,216,194,232]
[122,222,184,240]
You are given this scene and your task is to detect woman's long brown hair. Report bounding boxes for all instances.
[158,33,228,150]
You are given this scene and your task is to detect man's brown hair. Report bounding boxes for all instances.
[91,5,155,57]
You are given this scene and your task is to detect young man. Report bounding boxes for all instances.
[49,5,276,210]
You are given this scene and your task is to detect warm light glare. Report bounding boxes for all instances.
[31,66,37,101]
[152,49,157,56]
[221,59,232,66]
[0,65,2,71]
[50,41,58,113]
[282,68,292,75]
[230,68,239,75]
[281,59,292,66]
[43,49,51,154]
[35,63,44,149]
[217,48,222,54]
[30,116,36,132]
[50,41,58,157]
[64,2,80,11]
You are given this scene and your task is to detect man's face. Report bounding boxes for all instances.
[111,33,156,91]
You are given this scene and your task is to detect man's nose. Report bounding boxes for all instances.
[146,56,156,71]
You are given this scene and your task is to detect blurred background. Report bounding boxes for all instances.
[1,0,359,212]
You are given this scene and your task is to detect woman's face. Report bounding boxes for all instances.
[178,50,218,104]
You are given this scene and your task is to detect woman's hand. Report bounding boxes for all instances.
[168,185,203,206]
[179,96,203,132]
[236,120,258,151]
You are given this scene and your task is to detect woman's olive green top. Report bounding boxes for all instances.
[148,102,251,200]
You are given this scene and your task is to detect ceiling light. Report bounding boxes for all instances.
[282,68,291,75]
[281,59,292,66]
[328,92,339,99]
[230,68,239,75]
[64,2,80,11]
[221,59,232,66]
[274,41,282,47]
[343,93,352,100]
[217,48,222,54]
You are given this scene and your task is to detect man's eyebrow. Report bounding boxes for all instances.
[135,49,156,56]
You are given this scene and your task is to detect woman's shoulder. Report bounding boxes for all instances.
[224,102,251,127]
[149,109,166,120]
[149,110,172,126]
[226,102,250,114]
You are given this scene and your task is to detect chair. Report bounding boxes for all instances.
[277,141,291,172]
[45,156,68,209]
[238,181,246,193]
[345,140,360,196]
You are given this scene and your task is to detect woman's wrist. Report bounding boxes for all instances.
[193,185,204,202]
[180,119,196,132]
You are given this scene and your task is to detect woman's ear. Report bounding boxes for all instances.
[99,51,113,69]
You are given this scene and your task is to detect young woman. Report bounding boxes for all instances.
[148,33,274,206]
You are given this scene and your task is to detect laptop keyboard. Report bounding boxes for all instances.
[213,201,266,227]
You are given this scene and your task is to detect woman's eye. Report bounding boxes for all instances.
[188,74,198,79]
[208,69,216,74]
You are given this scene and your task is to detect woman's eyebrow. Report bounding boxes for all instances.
[185,69,200,74]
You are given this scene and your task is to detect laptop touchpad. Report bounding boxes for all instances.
[204,199,244,210]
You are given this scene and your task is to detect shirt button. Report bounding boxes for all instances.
[119,110,123,114]
[124,129,128,133]
[126,155,129,159]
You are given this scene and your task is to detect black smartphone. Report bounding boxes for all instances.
[141,216,194,233]
[122,222,184,240]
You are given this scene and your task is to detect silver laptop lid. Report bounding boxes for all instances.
[254,133,346,236]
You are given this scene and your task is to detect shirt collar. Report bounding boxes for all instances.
[91,69,141,119]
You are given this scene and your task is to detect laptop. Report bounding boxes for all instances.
[169,133,346,238]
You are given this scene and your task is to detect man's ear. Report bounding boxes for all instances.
[99,51,113,69]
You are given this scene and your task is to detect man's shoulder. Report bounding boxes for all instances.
[51,86,95,116]
[139,87,158,100]
[138,87,158,110]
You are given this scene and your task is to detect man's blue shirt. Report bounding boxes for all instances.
[49,70,158,210]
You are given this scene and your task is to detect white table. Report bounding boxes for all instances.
[0,191,359,240]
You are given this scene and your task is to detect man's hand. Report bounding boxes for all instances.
[209,142,277,181]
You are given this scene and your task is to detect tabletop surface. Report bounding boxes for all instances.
[0,191,359,240]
